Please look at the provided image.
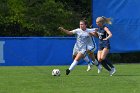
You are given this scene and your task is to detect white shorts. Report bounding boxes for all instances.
[86,37,96,52]
[87,45,96,52]
[73,44,96,56]
[72,44,87,56]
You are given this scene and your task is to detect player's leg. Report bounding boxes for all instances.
[87,50,98,65]
[87,50,102,72]
[66,52,84,75]
[98,50,111,73]
[84,46,95,71]
[102,48,115,68]
[83,55,92,71]
[97,51,103,73]
[86,39,99,71]
[101,48,116,76]
[105,58,116,75]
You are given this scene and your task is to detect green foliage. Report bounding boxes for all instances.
[0,0,86,36]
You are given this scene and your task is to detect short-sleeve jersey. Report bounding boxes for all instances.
[70,28,96,54]
[97,26,109,41]
[97,26,110,50]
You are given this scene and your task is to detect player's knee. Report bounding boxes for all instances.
[98,58,102,62]
[72,55,76,59]
[100,57,105,61]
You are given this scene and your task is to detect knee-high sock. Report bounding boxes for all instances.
[69,60,78,71]
[83,56,90,64]
[101,60,111,71]
[105,59,114,68]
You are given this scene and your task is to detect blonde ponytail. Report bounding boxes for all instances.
[101,16,112,25]
[96,16,112,25]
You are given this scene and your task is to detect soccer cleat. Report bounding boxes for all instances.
[111,68,116,74]
[66,69,70,75]
[97,64,102,74]
[110,68,116,76]
[87,64,92,71]
[109,71,113,76]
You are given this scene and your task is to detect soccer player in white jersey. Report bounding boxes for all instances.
[73,28,102,72]
[58,20,101,75]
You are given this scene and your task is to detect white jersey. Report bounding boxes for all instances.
[70,28,96,55]
[86,29,96,51]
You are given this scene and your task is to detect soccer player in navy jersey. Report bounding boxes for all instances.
[90,16,116,76]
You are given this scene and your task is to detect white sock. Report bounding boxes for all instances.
[69,60,78,71]
[83,56,90,63]
[92,59,98,65]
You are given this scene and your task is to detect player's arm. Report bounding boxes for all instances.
[58,27,73,35]
[89,28,98,37]
[103,27,112,40]
[89,32,98,37]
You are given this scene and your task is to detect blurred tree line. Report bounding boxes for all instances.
[0,0,91,36]
[0,0,139,63]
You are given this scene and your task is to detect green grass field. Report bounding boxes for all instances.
[0,64,140,93]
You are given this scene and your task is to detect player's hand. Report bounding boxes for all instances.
[89,32,93,36]
[103,38,108,40]
[89,32,98,37]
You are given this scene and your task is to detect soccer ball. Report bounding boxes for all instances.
[52,69,60,76]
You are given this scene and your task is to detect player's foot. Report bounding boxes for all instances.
[97,64,102,74]
[66,69,70,75]
[87,63,93,71]
[110,68,116,76]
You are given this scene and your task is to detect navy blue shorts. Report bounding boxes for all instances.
[98,40,111,50]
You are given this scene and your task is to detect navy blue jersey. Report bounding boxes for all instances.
[97,25,108,41]
[97,25,110,50]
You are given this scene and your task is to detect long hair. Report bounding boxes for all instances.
[97,16,112,25]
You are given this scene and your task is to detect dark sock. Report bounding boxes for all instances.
[101,60,111,71]
[105,59,114,68]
